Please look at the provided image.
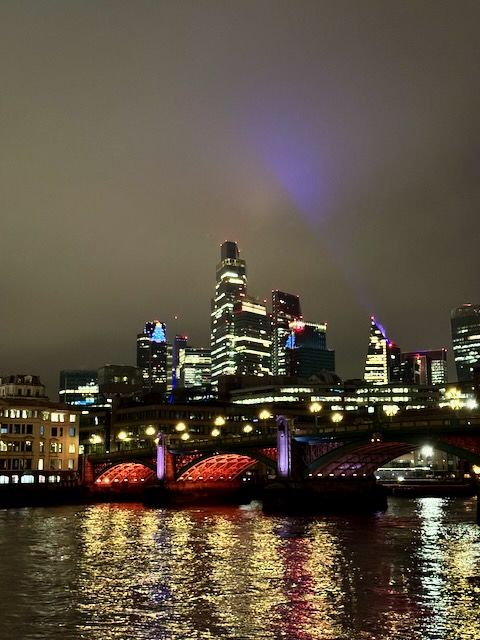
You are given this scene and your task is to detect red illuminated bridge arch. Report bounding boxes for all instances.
[177,453,258,482]
[95,462,155,486]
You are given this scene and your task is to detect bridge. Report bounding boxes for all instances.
[83,409,480,498]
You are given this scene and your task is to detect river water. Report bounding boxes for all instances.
[0,497,479,640]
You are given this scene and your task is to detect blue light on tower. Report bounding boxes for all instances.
[151,322,167,343]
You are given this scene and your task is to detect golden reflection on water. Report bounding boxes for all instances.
[1,498,480,640]
[73,499,480,640]
[416,498,480,640]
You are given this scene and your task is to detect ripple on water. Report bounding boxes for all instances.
[0,497,479,640]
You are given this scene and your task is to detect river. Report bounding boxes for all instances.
[0,497,479,640]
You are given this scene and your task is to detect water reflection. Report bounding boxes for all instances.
[0,497,479,639]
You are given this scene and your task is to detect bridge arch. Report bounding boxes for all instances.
[176,450,276,482]
[306,436,480,478]
[95,461,156,486]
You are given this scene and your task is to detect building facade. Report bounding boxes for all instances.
[364,317,401,384]
[180,347,212,388]
[271,290,302,375]
[98,365,142,398]
[210,241,247,383]
[233,296,272,376]
[0,375,79,484]
[285,320,335,377]
[401,349,448,386]
[137,321,171,393]
[451,304,480,382]
[58,369,100,406]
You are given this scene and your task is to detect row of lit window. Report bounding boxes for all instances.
[0,474,66,484]
[0,424,76,437]
[1,409,76,422]
[0,440,76,454]
[0,458,75,471]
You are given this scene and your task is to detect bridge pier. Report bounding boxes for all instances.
[156,433,175,482]
[276,415,292,478]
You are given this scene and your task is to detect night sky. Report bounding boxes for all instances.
[1,1,479,395]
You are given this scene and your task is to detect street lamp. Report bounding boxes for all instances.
[243,424,253,434]
[145,426,156,436]
[383,405,399,418]
[214,416,226,427]
[117,431,128,441]
[211,428,221,437]
[331,412,343,424]
[175,422,187,432]
[309,402,322,413]
[181,432,190,441]
[445,387,462,410]
[259,409,272,421]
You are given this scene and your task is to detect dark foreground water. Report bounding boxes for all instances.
[1,497,479,640]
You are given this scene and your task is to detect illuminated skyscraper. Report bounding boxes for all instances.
[211,241,247,383]
[233,296,272,375]
[271,290,302,375]
[136,321,170,392]
[172,335,188,390]
[285,320,335,377]
[59,370,99,406]
[180,347,212,387]
[451,304,480,381]
[364,317,401,384]
[401,349,448,386]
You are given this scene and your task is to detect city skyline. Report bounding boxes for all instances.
[1,2,479,394]
[1,236,475,394]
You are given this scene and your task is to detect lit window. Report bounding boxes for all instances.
[68,444,75,454]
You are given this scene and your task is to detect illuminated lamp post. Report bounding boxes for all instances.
[383,405,399,418]
[259,409,272,435]
[445,387,462,410]
[309,401,322,431]
[117,430,128,451]
[89,434,103,453]
[331,412,343,424]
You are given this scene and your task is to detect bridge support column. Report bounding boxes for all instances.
[276,415,292,479]
[156,433,167,481]
[81,457,95,486]
[156,434,175,482]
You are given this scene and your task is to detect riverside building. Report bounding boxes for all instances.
[0,375,79,485]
